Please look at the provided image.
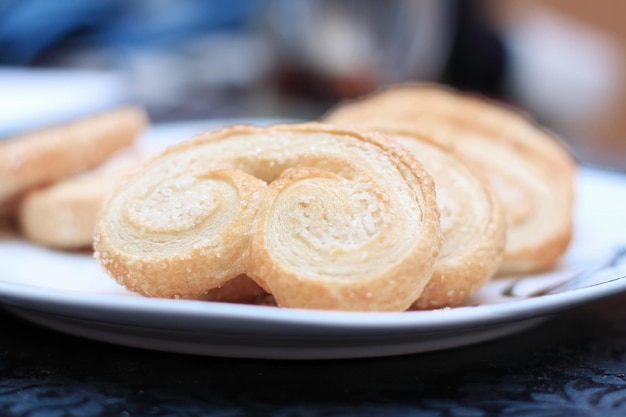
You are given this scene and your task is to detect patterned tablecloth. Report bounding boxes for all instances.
[1,290,626,417]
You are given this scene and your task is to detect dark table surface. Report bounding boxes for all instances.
[2,290,626,417]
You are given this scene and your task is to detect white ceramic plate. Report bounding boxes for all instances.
[1,120,626,360]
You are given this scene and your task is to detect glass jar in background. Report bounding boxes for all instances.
[259,0,453,104]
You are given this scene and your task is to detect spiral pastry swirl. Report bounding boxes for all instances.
[95,123,441,311]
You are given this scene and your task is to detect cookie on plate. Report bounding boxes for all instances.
[0,106,148,205]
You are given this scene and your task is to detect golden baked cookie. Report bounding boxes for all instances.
[325,84,575,275]
[415,117,573,276]
[17,148,143,250]
[360,125,505,309]
[95,123,442,311]
[0,106,148,205]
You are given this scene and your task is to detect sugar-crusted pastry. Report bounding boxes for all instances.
[325,84,575,275]
[359,125,505,309]
[94,123,442,311]
[0,106,148,205]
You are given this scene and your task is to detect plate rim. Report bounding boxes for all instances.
[1,119,626,356]
[0,271,624,335]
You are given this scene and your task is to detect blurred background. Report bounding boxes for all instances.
[0,0,624,167]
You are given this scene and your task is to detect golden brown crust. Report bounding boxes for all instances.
[325,83,575,276]
[95,122,442,311]
[0,106,148,204]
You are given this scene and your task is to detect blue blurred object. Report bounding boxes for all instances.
[0,0,112,64]
[0,0,257,65]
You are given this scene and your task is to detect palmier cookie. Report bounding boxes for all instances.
[363,126,505,309]
[325,84,575,275]
[95,123,442,312]
[17,148,144,250]
[0,106,148,205]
